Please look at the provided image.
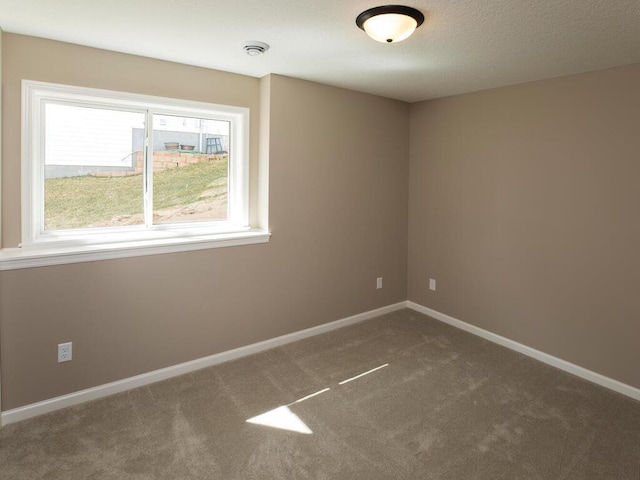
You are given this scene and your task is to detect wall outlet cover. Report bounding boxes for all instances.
[58,342,73,363]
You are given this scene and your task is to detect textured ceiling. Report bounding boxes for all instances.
[0,0,639,102]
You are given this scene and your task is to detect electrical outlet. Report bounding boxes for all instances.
[58,342,72,363]
[429,278,436,291]
[376,277,383,289]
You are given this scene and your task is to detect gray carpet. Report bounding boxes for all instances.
[1,309,639,479]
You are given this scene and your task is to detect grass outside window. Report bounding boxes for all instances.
[45,158,228,230]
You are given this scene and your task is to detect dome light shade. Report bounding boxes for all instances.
[356,5,424,43]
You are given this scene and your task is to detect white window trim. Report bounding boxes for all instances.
[0,80,269,270]
[0,230,271,271]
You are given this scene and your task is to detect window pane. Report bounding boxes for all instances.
[44,103,146,230]
[152,114,229,225]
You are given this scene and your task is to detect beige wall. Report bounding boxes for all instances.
[408,63,640,389]
[0,27,3,247]
[0,35,409,410]
[0,27,3,412]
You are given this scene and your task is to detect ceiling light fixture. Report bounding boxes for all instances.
[356,5,424,43]
[243,41,270,56]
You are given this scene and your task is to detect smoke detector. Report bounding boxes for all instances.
[243,41,270,56]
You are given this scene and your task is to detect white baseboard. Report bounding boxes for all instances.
[5,300,636,426]
[407,301,640,402]
[1,302,406,426]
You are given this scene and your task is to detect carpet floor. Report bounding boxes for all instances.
[1,309,639,479]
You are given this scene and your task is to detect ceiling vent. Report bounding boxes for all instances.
[243,41,270,56]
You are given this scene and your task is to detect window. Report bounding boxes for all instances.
[22,81,258,253]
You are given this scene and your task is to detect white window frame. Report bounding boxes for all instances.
[22,80,254,249]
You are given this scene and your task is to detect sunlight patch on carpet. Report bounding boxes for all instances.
[246,364,389,435]
[246,406,313,434]
[338,363,389,385]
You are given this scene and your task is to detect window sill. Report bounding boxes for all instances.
[0,230,270,271]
